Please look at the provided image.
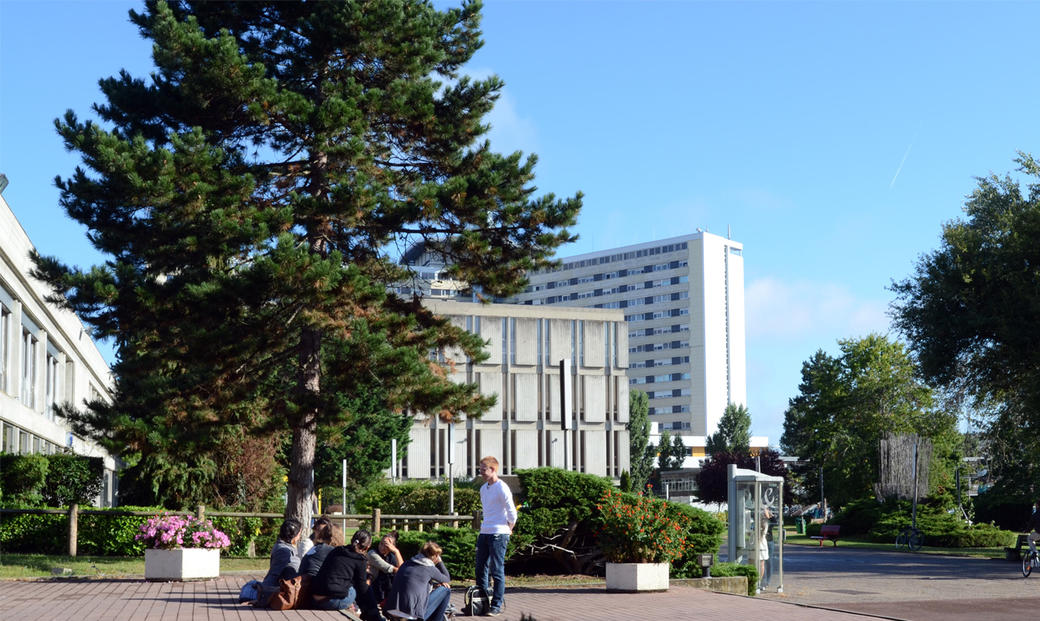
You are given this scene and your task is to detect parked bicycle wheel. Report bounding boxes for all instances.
[895,530,908,549]
[907,529,923,552]
[1023,553,1033,578]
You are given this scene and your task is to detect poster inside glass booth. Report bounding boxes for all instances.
[727,465,783,593]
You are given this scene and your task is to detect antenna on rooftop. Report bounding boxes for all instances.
[728,224,731,240]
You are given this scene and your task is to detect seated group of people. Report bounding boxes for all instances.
[251,516,451,621]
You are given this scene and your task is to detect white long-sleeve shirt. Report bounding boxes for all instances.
[479,479,518,535]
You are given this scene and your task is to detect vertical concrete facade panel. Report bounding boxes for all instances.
[514,318,538,365]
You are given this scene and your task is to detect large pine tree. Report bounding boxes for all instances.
[33,0,580,520]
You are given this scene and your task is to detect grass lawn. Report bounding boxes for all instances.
[782,528,1007,559]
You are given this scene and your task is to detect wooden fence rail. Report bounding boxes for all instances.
[0,505,478,557]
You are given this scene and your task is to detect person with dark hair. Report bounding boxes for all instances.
[255,518,303,606]
[386,541,452,621]
[367,531,404,605]
[311,529,380,618]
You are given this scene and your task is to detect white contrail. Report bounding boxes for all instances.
[889,142,914,189]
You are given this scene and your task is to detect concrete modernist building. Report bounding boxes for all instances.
[514,232,747,441]
[0,182,118,506]
[399,299,630,481]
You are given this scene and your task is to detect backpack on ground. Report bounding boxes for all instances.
[462,585,490,616]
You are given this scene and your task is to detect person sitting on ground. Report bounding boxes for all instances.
[367,531,404,606]
[386,541,452,621]
[257,518,303,606]
[310,529,381,620]
[300,517,345,576]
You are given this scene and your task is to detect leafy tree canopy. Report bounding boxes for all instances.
[705,403,751,455]
[780,334,959,508]
[695,448,788,506]
[626,390,655,492]
[32,0,580,517]
[891,154,1040,500]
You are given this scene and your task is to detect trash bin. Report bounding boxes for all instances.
[797,517,805,535]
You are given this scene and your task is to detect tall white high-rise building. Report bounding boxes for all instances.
[514,232,746,440]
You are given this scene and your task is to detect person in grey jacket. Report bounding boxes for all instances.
[258,518,303,606]
[386,541,452,621]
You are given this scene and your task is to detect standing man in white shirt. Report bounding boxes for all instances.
[476,456,518,617]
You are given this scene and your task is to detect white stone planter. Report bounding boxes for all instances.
[145,548,220,581]
[605,561,669,592]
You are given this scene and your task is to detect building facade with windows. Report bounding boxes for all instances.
[513,232,747,443]
[0,185,118,506]
[399,299,630,482]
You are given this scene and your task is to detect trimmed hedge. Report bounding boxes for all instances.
[668,503,726,578]
[0,453,104,507]
[395,526,477,580]
[711,562,759,596]
[356,481,481,517]
[831,497,1017,548]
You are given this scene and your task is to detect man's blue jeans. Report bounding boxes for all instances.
[312,585,357,610]
[424,584,451,621]
[475,533,509,611]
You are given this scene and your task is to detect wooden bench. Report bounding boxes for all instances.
[1005,533,1030,561]
[809,524,840,547]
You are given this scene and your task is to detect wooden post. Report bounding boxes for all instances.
[197,504,205,521]
[372,508,381,535]
[68,504,78,557]
[472,511,482,530]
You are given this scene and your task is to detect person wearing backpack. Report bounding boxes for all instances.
[475,456,517,617]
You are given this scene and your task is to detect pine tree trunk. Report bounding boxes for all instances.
[286,325,321,527]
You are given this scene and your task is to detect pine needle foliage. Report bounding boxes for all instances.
[32,0,581,516]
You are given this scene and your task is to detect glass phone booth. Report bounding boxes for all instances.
[727,464,783,593]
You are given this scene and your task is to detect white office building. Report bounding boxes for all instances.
[399,299,630,481]
[0,179,118,506]
[514,232,747,444]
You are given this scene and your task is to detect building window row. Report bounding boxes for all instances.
[624,307,689,322]
[630,324,689,339]
[1,421,68,455]
[629,340,690,354]
[555,241,690,272]
[645,388,692,399]
[530,257,690,293]
[630,372,691,385]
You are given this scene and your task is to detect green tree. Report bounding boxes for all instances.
[656,430,686,471]
[626,390,655,492]
[32,0,580,519]
[891,154,1040,501]
[780,334,958,508]
[705,403,751,455]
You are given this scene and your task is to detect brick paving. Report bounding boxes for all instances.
[0,575,884,621]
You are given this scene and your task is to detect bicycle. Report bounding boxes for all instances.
[1022,544,1039,578]
[895,526,923,552]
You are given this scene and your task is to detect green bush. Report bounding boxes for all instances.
[668,503,726,578]
[830,496,1017,548]
[0,453,50,506]
[511,468,613,566]
[210,515,266,557]
[0,509,65,554]
[78,506,162,556]
[356,481,481,517]
[396,526,476,580]
[43,454,104,506]
[710,561,759,596]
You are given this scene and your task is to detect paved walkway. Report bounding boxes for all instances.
[0,575,884,621]
[4,547,1040,620]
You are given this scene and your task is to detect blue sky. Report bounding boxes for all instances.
[3,1,1039,446]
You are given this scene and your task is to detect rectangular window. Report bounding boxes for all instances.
[0,306,8,393]
[45,353,59,420]
[21,329,37,409]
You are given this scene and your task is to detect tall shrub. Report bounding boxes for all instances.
[43,454,104,506]
[0,453,50,506]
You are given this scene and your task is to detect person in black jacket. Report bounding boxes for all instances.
[311,529,380,618]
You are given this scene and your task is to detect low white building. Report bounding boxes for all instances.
[399,299,631,481]
[0,178,117,506]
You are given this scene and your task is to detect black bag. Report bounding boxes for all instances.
[462,585,490,616]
